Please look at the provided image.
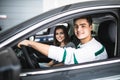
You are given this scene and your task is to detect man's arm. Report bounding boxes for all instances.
[18,40,76,64]
[18,40,50,56]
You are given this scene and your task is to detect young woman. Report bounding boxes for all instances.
[40,25,75,67]
[48,25,75,66]
[53,25,75,47]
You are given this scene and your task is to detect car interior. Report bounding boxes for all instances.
[98,20,116,58]
[13,12,117,69]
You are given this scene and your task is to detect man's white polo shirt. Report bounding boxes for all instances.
[48,38,108,65]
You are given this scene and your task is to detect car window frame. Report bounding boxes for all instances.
[17,7,119,72]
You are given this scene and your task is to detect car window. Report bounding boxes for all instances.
[30,23,70,44]
[14,11,117,70]
[34,28,54,43]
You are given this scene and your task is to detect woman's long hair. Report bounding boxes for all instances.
[54,25,70,46]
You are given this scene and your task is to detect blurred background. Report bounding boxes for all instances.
[0,0,94,31]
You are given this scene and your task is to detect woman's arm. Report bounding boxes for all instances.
[47,60,54,66]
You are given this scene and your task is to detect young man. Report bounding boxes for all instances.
[18,16,108,65]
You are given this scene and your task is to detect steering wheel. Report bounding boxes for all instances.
[21,45,39,69]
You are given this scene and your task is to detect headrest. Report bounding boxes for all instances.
[108,22,117,43]
[98,20,116,44]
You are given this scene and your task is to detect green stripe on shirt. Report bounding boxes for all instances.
[95,46,104,56]
[62,49,67,63]
[73,53,78,64]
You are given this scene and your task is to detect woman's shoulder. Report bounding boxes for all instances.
[65,42,76,48]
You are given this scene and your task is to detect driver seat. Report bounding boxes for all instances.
[98,20,117,58]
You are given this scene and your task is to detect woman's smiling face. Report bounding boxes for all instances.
[55,28,65,43]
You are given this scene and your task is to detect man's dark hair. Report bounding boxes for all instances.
[74,16,93,25]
